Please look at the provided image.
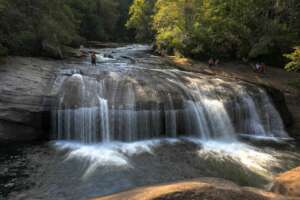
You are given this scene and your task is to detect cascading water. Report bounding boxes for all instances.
[4,45,299,200]
[51,46,288,143]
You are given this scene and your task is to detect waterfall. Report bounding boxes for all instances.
[51,68,288,144]
[51,46,288,143]
[99,97,110,142]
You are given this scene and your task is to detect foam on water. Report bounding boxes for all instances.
[239,134,292,142]
[96,54,115,62]
[197,140,280,178]
[54,139,179,178]
[53,138,291,180]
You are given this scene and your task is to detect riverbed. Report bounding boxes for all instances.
[1,45,300,200]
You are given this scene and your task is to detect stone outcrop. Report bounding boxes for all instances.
[0,57,59,142]
[0,47,297,142]
[92,178,298,200]
[271,166,300,198]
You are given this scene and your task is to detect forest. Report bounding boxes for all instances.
[0,0,299,71]
[127,0,300,71]
[0,0,133,58]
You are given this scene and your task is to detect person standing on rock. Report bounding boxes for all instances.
[208,58,214,67]
[91,52,97,66]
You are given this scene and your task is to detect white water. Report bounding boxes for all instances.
[53,138,294,180]
[54,139,176,179]
[198,141,279,177]
[51,45,289,143]
[52,73,288,143]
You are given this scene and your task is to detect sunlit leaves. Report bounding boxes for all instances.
[126,0,155,41]
[128,0,300,66]
[285,47,300,72]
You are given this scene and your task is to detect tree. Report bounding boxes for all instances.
[0,0,134,58]
[126,0,156,42]
[0,0,9,56]
[127,0,300,66]
[0,0,77,58]
[114,0,135,41]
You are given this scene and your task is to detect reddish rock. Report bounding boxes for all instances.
[271,167,300,197]
[92,178,298,200]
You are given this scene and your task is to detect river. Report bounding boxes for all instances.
[1,45,300,200]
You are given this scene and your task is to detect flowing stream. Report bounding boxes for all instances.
[52,45,288,142]
[1,45,300,200]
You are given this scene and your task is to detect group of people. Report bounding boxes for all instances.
[208,58,220,67]
[207,56,267,74]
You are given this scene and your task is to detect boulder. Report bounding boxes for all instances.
[41,41,64,59]
[92,178,297,200]
[270,167,300,197]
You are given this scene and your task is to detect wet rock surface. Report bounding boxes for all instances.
[0,143,40,199]
[0,45,170,142]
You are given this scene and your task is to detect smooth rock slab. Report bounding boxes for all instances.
[92,178,297,200]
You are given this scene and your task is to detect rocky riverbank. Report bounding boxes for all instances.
[92,177,299,200]
[0,57,61,142]
[271,166,300,198]
[92,166,300,200]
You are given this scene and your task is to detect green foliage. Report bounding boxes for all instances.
[285,47,300,72]
[1,0,298,64]
[0,0,134,58]
[0,0,77,58]
[126,0,156,42]
[128,0,300,66]
[67,0,121,41]
[115,0,135,41]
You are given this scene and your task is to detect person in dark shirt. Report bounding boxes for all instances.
[91,52,97,66]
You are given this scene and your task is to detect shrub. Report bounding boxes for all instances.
[285,47,300,72]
